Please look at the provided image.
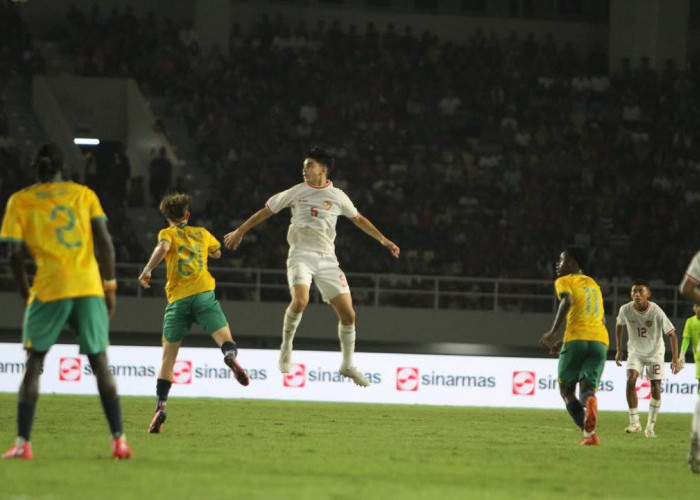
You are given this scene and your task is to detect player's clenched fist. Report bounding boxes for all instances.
[381,239,400,258]
[224,229,244,250]
[138,268,152,289]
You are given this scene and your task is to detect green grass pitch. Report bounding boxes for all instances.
[0,393,698,499]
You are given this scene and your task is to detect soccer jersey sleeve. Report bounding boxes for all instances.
[658,307,675,335]
[157,228,172,245]
[616,305,626,327]
[337,189,359,219]
[554,275,572,300]
[206,229,221,253]
[266,185,298,214]
[86,187,107,220]
[0,195,23,242]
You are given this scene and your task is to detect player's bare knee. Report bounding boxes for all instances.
[88,353,118,399]
[559,384,575,401]
[290,298,308,312]
[18,351,46,404]
[25,351,46,375]
[210,326,233,345]
[22,351,45,383]
[650,381,662,400]
[338,310,355,325]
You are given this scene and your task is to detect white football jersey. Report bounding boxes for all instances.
[685,250,700,284]
[266,181,359,255]
[616,301,675,357]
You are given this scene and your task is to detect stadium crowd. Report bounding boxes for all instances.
[0,1,37,213]
[0,2,148,267]
[4,4,700,288]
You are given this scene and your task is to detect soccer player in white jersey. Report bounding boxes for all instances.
[679,252,700,472]
[223,146,400,386]
[614,280,681,437]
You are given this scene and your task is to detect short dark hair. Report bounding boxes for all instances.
[565,245,587,271]
[306,145,334,171]
[159,193,191,222]
[632,279,650,289]
[33,143,63,182]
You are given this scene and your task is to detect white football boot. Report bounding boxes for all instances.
[339,365,370,387]
[624,423,642,433]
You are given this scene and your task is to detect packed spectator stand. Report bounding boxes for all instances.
[3,3,700,292]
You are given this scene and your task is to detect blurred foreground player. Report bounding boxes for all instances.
[678,252,700,472]
[0,143,132,459]
[139,193,249,434]
[679,304,700,385]
[540,246,609,445]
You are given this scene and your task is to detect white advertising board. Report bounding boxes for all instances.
[0,343,697,412]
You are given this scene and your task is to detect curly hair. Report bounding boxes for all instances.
[565,245,588,271]
[159,193,191,222]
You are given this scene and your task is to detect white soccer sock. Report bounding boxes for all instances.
[693,399,700,436]
[647,398,661,430]
[629,408,640,425]
[281,306,302,349]
[338,323,356,367]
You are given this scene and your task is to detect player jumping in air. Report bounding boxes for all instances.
[223,146,399,387]
[139,193,249,434]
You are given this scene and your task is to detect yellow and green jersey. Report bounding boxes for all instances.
[554,273,609,346]
[159,224,220,303]
[0,181,106,302]
[682,315,700,361]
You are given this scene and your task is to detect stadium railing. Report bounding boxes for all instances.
[0,260,689,317]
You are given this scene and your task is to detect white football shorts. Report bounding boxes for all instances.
[626,353,666,380]
[286,250,350,303]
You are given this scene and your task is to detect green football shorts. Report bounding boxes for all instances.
[23,296,109,354]
[558,339,608,389]
[162,290,228,342]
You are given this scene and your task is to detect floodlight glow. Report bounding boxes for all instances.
[73,138,100,146]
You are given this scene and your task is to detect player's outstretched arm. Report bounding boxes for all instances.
[224,206,274,250]
[7,241,30,301]
[139,240,170,289]
[351,214,400,258]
